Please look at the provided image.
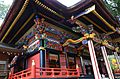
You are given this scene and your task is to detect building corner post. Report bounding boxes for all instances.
[88,40,102,79]
[76,64,80,77]
[101,46,114,79]
[31,60,36,78]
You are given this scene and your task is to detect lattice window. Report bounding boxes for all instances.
[0,64,5,70]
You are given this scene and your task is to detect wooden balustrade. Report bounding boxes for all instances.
[8,67,80,79]
[9,68,31,79]
[35,67,80,78]
[8,60,80,79]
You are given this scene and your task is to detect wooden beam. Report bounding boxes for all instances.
[74,5,95,19]
[92,10,116,32]
[82,16,107,33]
[0,0,30,42]
[112,38,120,43]
[8,13,35,43]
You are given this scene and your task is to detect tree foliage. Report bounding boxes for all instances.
[0,0,9,19]
[103,0,120,17]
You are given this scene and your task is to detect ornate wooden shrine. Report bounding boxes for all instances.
[0,0,120,79]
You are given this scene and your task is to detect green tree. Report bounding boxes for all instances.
[103,0,120,17]
[0,0,9,19]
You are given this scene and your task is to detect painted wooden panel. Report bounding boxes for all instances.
[27,53,40,68]
[64,46,77,54]
[46,41,62,51]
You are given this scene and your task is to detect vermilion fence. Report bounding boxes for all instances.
[8,64,80,79]
[35,67,80,78]
[8,60,120,79]
[8,68,32,79]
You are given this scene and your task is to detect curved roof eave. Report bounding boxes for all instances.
[0,0,25,40]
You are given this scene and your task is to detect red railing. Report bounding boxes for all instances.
[35,67,80,78]
[9,68,80,79]
[8,60,80,79]
[8,68,31,79]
